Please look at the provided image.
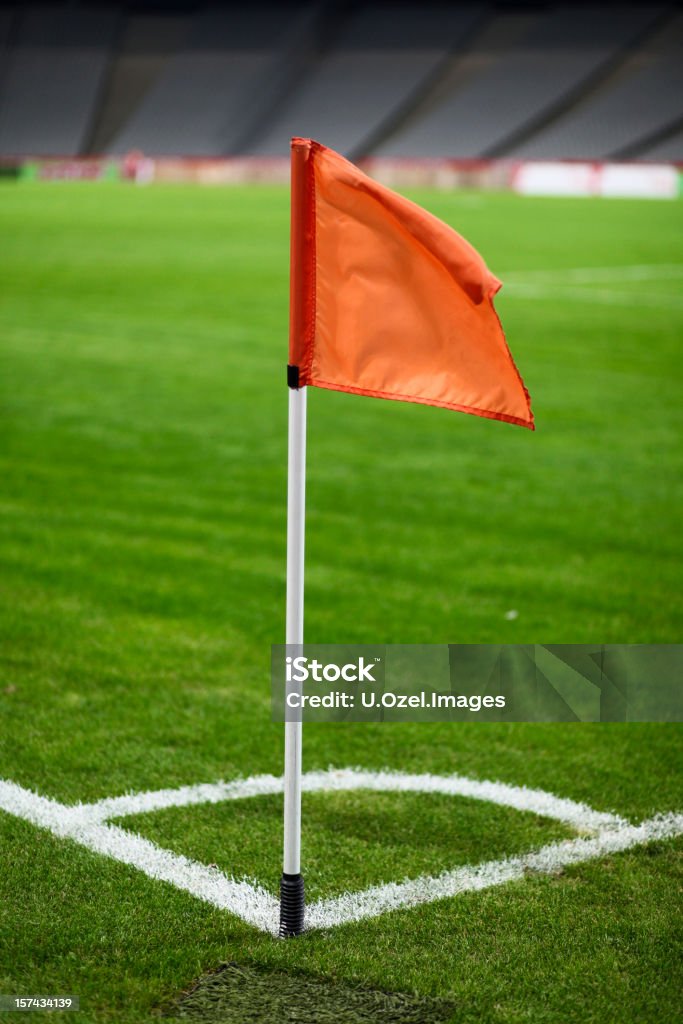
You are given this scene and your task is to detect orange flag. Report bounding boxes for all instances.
[288,138,534,429]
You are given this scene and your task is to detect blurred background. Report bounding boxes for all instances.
[0,0,681,186]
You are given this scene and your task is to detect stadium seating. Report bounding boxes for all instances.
[0,5,118,156]
[513,11,683,159]
[0,7,14,50]
[245,3,485,158]
[89,14,191,154]
[0,2,680,162]
[374,5,666,158]
[638,125,683,162]
[106,5,308,156]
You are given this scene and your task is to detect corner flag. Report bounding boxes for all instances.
[279,138,533,938]
[288,137,533,429]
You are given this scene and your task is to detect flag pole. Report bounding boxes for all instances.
[279,380,307,937]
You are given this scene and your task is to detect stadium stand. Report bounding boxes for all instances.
[245,3,485,158]
[0,1,680,162]
[106,4,311,156]
[0,5,118,156]
[0,6,14,51]
[374,4,667,159]
[513,10,683,159]
[638,122,683,161]
[89,14,191,154]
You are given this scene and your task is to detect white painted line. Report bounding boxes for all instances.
[0,772,680,936]
[497,263,683,309]
[501,264,683,284]
[85,768,625,833]
[84,775,284,823]
[501,283,683,310]
[296,769,626,833]
[0,779,279,933]
[307,812,683,930]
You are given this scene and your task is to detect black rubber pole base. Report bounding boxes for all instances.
[278,872,305,938]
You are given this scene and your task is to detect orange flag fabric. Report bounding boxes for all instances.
[288,138,534,429]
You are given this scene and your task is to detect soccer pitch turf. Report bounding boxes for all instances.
[0,183,681,1022]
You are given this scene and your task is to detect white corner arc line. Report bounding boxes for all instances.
[82,768,625,833]
[1,771,681,936]
[298,769,626,832]
[83,775,285,823]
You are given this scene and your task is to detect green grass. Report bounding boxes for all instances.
[0,182,681,1023]
[118,793,573,902]
[168,961,458,1022]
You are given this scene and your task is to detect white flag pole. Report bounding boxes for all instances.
[279,381,307,937]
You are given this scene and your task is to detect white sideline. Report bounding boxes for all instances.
[496,262,683,310]
[502,283,683,310]
[1,770,681,936]
[0,778,278,933]
[501,264,683,283]
[307,812,683,929]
